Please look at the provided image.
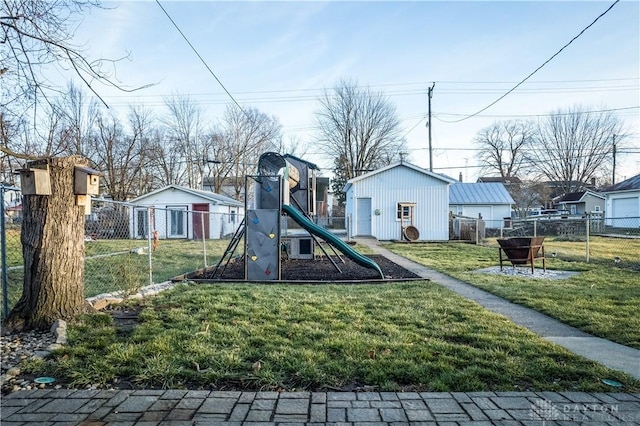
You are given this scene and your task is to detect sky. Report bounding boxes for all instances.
[68,0,639,183]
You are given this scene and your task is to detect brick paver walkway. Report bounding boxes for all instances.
[2,389,639,425]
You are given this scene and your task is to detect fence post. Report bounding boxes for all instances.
[1,185,8,318]
[147,207,153,285]
[585,215,590,263]
[533,220,537,237]
[201,211,208,267]
[475,218,480,245]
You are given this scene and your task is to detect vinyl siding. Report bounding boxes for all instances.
[346,166,450,241]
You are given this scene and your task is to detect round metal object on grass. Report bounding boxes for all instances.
[403,226,420,241]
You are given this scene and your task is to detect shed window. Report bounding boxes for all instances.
[168,207,187,238]
[396,203,416,220]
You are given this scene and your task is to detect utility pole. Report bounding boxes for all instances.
[427,82,435,172]
[612,134,616,185]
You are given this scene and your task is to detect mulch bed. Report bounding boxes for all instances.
[192,254,421,282]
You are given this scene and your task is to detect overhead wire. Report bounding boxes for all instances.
[440,0,622,123]
[154,0,248,119]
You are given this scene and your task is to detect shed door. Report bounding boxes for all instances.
[612,197,638,218]
[193,204,210,240]
[356,198,372,236]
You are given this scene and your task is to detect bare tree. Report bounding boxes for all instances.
[146,127,187,188]
[510,179,553,217]
[474,120,532,178]
[275,134,308,158]
[53,82,99,157]
[1,0,150,115]
[162,94,207,188]
[314,79,406,203]
[213,104,281,200]
[89,107,151,201]
[528,105,623,195]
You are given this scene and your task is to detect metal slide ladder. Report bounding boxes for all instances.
[210,218,245,278]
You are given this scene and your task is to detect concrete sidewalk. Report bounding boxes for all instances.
[2,388,639,425]
[359,239,640,380]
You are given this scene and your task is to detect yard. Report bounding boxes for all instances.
[384,238,640,349]
[22,281,640,392]
[6,234,640,392]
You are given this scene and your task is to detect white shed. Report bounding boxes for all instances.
[129,185,244,240]
[343,162,455,241]
[603,173,640,227]
[449,182,514,228]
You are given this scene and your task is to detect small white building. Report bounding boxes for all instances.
[343,162,456,241]
[449,182,514,227]
[603,173,640,227]
[129,185,244,240]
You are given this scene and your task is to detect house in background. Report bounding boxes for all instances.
[603,173,640,226]
[343,162,456,241]
[449,182,514,227]
[129,185,244,240]
[554,191,605,216]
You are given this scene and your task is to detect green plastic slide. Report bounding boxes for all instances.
[282,204,384,279]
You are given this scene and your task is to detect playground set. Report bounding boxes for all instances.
[210,152,384,281]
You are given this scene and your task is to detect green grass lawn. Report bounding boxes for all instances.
[384,241,640,349]
[25,282,640,392]
[1,238,232,316]
[84,239,230,297]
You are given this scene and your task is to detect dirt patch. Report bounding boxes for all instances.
[194,255,421,282]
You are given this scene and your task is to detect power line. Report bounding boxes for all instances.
[155,0,247,116]
[442,0,621,123]
[400,116,427,140]
[434,106,640,121]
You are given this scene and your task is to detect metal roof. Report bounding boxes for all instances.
[449,183,514,205]
[605,173,640,192]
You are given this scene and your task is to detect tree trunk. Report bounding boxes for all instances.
[4,156,91,332]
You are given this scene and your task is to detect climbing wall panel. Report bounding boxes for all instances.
[245,209,281,280]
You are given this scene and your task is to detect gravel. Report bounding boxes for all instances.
[1,329,58,394]
[473,265,580,280]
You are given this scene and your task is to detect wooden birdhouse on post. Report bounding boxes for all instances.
[74,166,101,215]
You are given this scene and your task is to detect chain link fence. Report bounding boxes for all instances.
[457,216,640,271]
[1,195,246,320]
[3,187,638,321]
[1,193,352,320]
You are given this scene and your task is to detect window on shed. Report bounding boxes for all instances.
[168,207,187,238]
[396,203,415,220]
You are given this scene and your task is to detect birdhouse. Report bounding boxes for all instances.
[19,168,51,195]
[74,166,101,195]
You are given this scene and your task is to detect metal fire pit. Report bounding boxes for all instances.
[497,236,546,274]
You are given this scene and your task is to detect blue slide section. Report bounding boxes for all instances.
[282,204,384,279]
